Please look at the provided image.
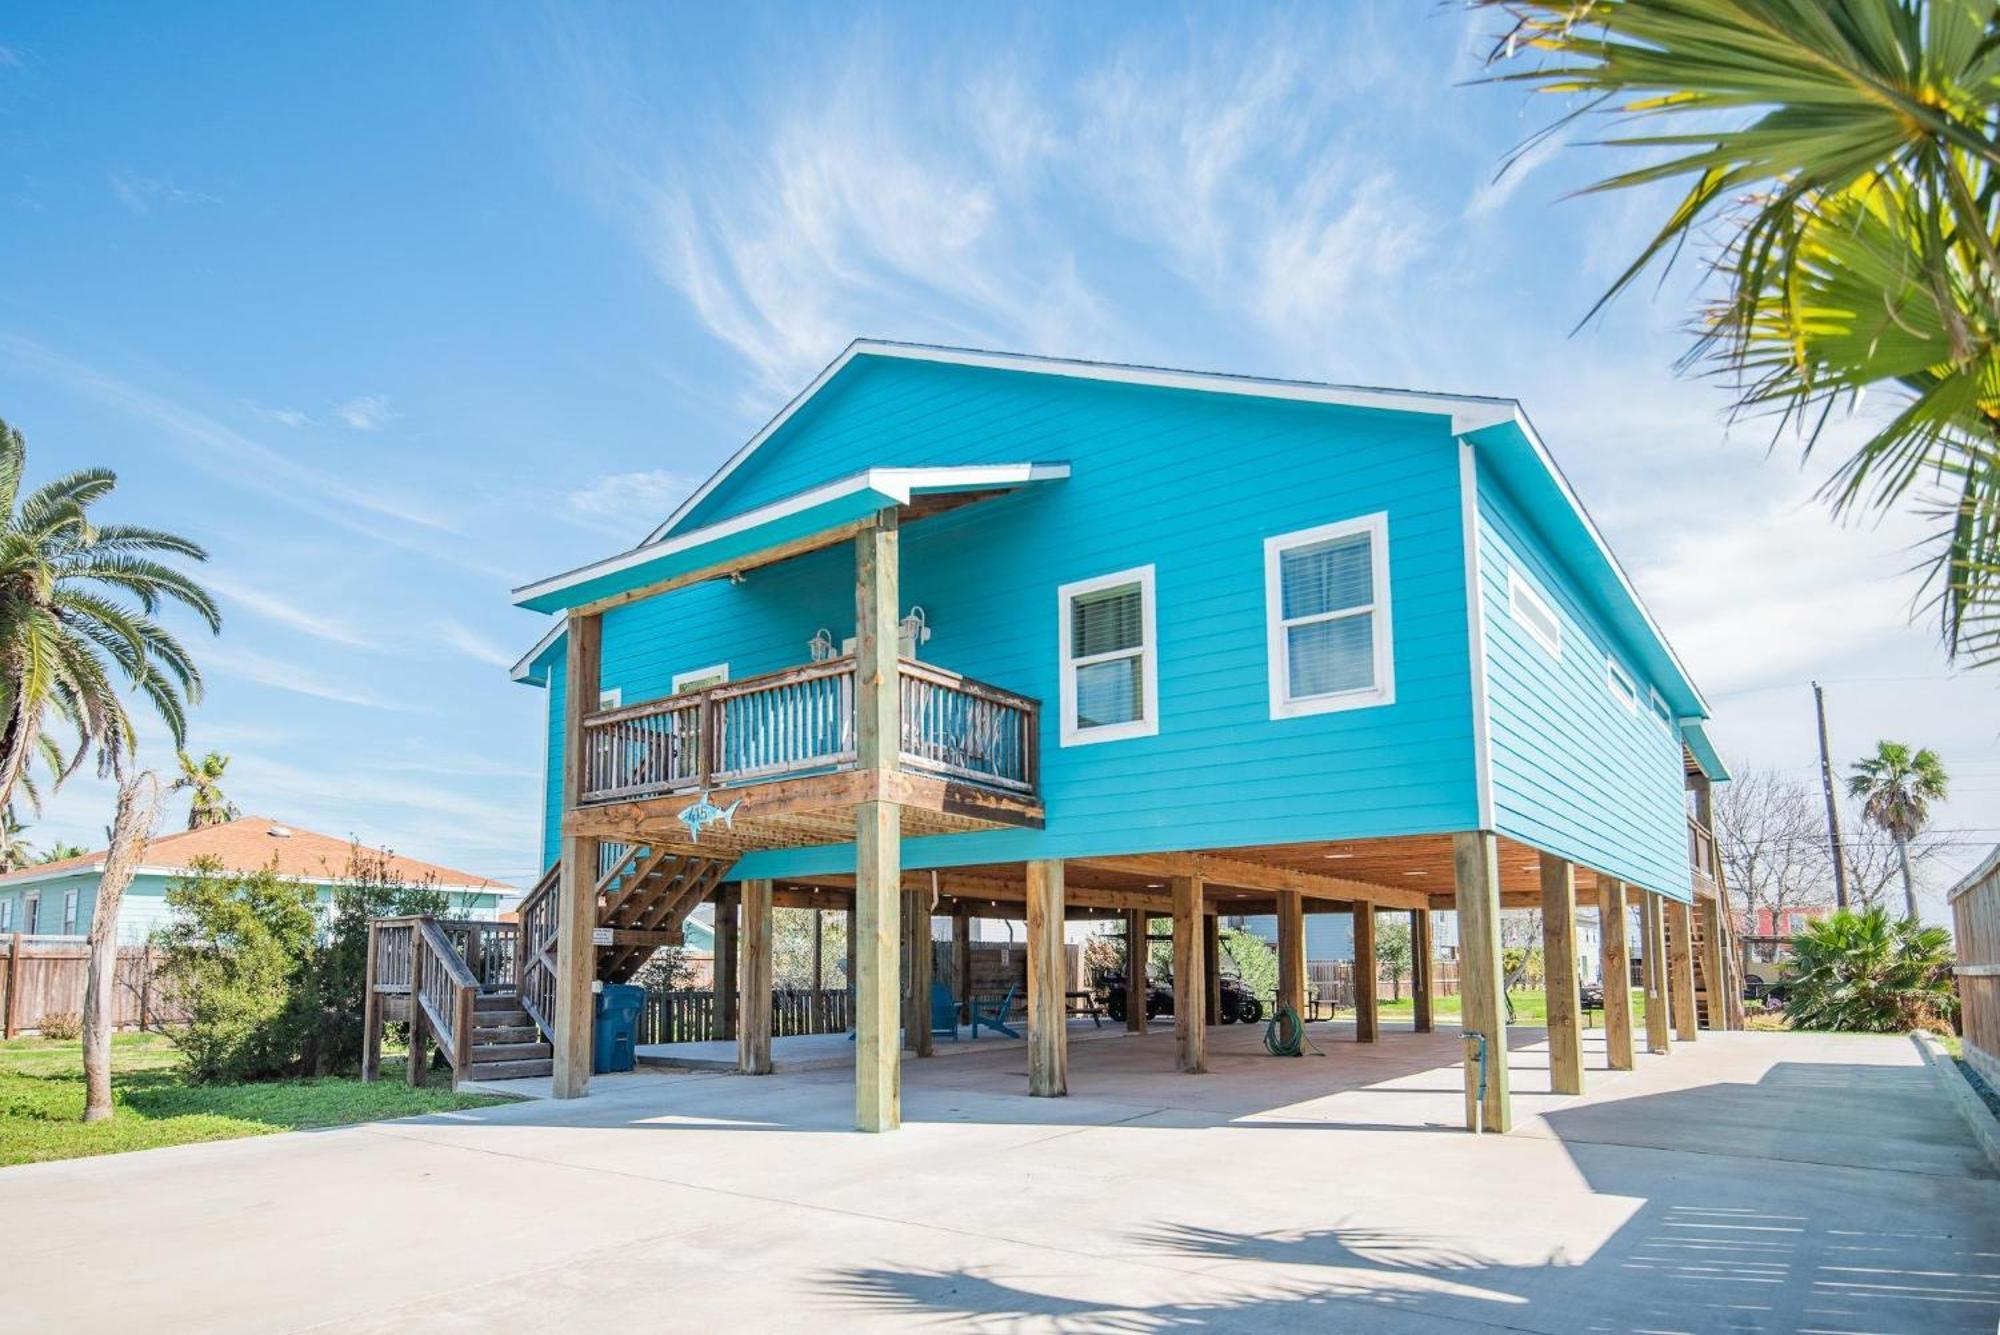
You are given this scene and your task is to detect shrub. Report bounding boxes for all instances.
[154,851,459,1083]
[1221,927,1277,1002]
[1785,907,1958,1034]
[37,1011,80,1041]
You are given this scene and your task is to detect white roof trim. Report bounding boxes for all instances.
[513,461,1068,611]
[643,340,1518,545]
[510,616,566,683]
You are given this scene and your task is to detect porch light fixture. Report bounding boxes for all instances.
[807,628,836,663]
[900,605,932,650]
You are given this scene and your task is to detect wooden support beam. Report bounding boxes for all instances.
[854,801,901,1132]
[952,906,972,1026]
[1125,908,1148,1034]
[1412,909,1435,1034]
[1353,906,1378,1043]
[361,922,382,1084]
[1698,897,1728,1032]
[714,887,739,1041]
[1453,832,1510,1133]
[1203,914,1222,1027]
[1026,859,1067,1097]
[1668,898,1699,1043]
[1276,890,1306,1018]
[1071,853,1430,911]
[1599,880,1635,1070]
[738,879,773,1075]
[1172,875,1206,1073]
[904,889,933,1058]
[1640,889,1671,1055]
[1539,853,1583,1096]
[552,610,602,1100]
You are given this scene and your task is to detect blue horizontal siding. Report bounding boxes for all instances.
[547,356,1481,870]
[1477,468,1691,899]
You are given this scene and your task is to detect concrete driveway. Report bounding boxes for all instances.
[3,1023,1994,1334]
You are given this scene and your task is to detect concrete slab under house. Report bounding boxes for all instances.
[363,341,1747,1133]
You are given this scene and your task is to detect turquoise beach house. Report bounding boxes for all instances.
[370,341,1737,1130]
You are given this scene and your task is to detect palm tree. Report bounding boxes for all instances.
[0,806,32,871]
[172,749,238,830]
[0,418,219,810]
[35,840,85,863]
[1785,906,1956,1033]
[1847,741,1949,921]
[1479,3,2000,665]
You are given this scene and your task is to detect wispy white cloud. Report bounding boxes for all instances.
[206,572,377,650]
[202,645,410,712]
[565,468,693,537]
[248,403,312,428]
[437,618,516,669]
[108,171,219,216]
[335,394,394,431]
[1465,129,1569,221]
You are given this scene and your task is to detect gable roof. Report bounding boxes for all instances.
[0,816,510,894]
[510,339,1710,720]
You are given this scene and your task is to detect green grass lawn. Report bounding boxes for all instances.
[0,1033,508,1167]
[1358,988,1647,1027]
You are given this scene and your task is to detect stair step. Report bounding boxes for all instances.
[464,1058,554,1081]
[473,1010,532,1030]
[474,993,523,1012]
[471,1041,552,1063]
[472,1022,540,1043]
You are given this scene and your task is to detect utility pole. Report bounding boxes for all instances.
[1813,681,1850,909]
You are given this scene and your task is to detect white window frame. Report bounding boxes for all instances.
[596,687,622,710]
[1605,656,1639,714]
[1507,567,1562,658]
[62,890,78,935]
[1264,513,1395,719]
[672,663,730,694]
[1647,687,1674,733]
[21,893,37,935]
[1057,565,1159,747]
[0,899,11,932]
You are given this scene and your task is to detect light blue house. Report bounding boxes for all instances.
[443,342,1732,1128]
[0,816,513,944]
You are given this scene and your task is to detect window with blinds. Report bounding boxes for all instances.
[1058,565,1158,745]
[1507,568,1562,658]
[1264,514,1393,717]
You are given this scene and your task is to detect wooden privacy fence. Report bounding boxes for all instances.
[636,987,851,1045]
[1,934,184,1037]
[1951,858,2000,1087]
[1306,959,1458,1009]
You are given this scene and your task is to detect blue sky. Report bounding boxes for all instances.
[1,4,1995,909]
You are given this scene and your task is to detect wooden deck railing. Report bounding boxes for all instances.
[514,863,561,1042]
[365,913,491,1086]
[577,657,1037,804]
[1688,817,1719,890]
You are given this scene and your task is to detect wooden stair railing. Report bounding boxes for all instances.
[363,914,557,1087]
[413,917,479,1081]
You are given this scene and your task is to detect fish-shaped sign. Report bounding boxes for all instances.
[677,790,743,844]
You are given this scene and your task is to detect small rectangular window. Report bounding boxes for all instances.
[1058,566,1158,746]
[1508,568,1562,658]
[62,890,77,935]
[1605,657,1638,713]
[22,894,37,935]
[0,900,11,932]
[1265,514,1394,717]
[672,664,729,694]
[596,688,623,711]
[1648,687,1673,731]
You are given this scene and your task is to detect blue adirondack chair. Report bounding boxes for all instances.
[970,983,1021,1039]
[930,981,961,1041]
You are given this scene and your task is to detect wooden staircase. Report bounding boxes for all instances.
[362,844,737,1089]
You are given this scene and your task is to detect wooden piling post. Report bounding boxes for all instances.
[1412,909,1435,1034]
[1668,898,1698,1042]
[1124,908,1148,1034]
[1453,831,1510,1132]
[905,888,933,1058]
[853,513,903,1132]
[1172,876,1206,1073]
[552,609,602,1100]
[1539,853,1583,1096]
[1599,880,1635,1070]
[1026,859,1067,1096]
[953,906,971,1026]
[714,887,739,1041]
[1203,914,1222,1026]
[1276,890,1306,1019]
[1353,906,1378,1043]
[738,879,773,1075]
[1641,889,1671,1055]
[1698,897,1729,1031]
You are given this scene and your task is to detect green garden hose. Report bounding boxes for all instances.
[1262,1004,1323,1058]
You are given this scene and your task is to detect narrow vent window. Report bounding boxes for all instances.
[1508,569,1562,658]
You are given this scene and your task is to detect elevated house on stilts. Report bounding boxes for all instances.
[364,342,1742,1131]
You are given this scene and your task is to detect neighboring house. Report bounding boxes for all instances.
[0,816,512,942]
[1738,906,1829,939]
[477,340,1732,1129]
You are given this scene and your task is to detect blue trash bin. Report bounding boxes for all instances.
[594,984,645,1074]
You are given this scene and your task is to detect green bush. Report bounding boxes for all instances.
[1785,907,1957,1034]
[155,854,457,1083]
[1221,927,1277,1001]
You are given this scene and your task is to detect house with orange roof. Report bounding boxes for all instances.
[0,816,514,942]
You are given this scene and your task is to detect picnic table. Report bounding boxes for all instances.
[1066,990,1104,1026]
